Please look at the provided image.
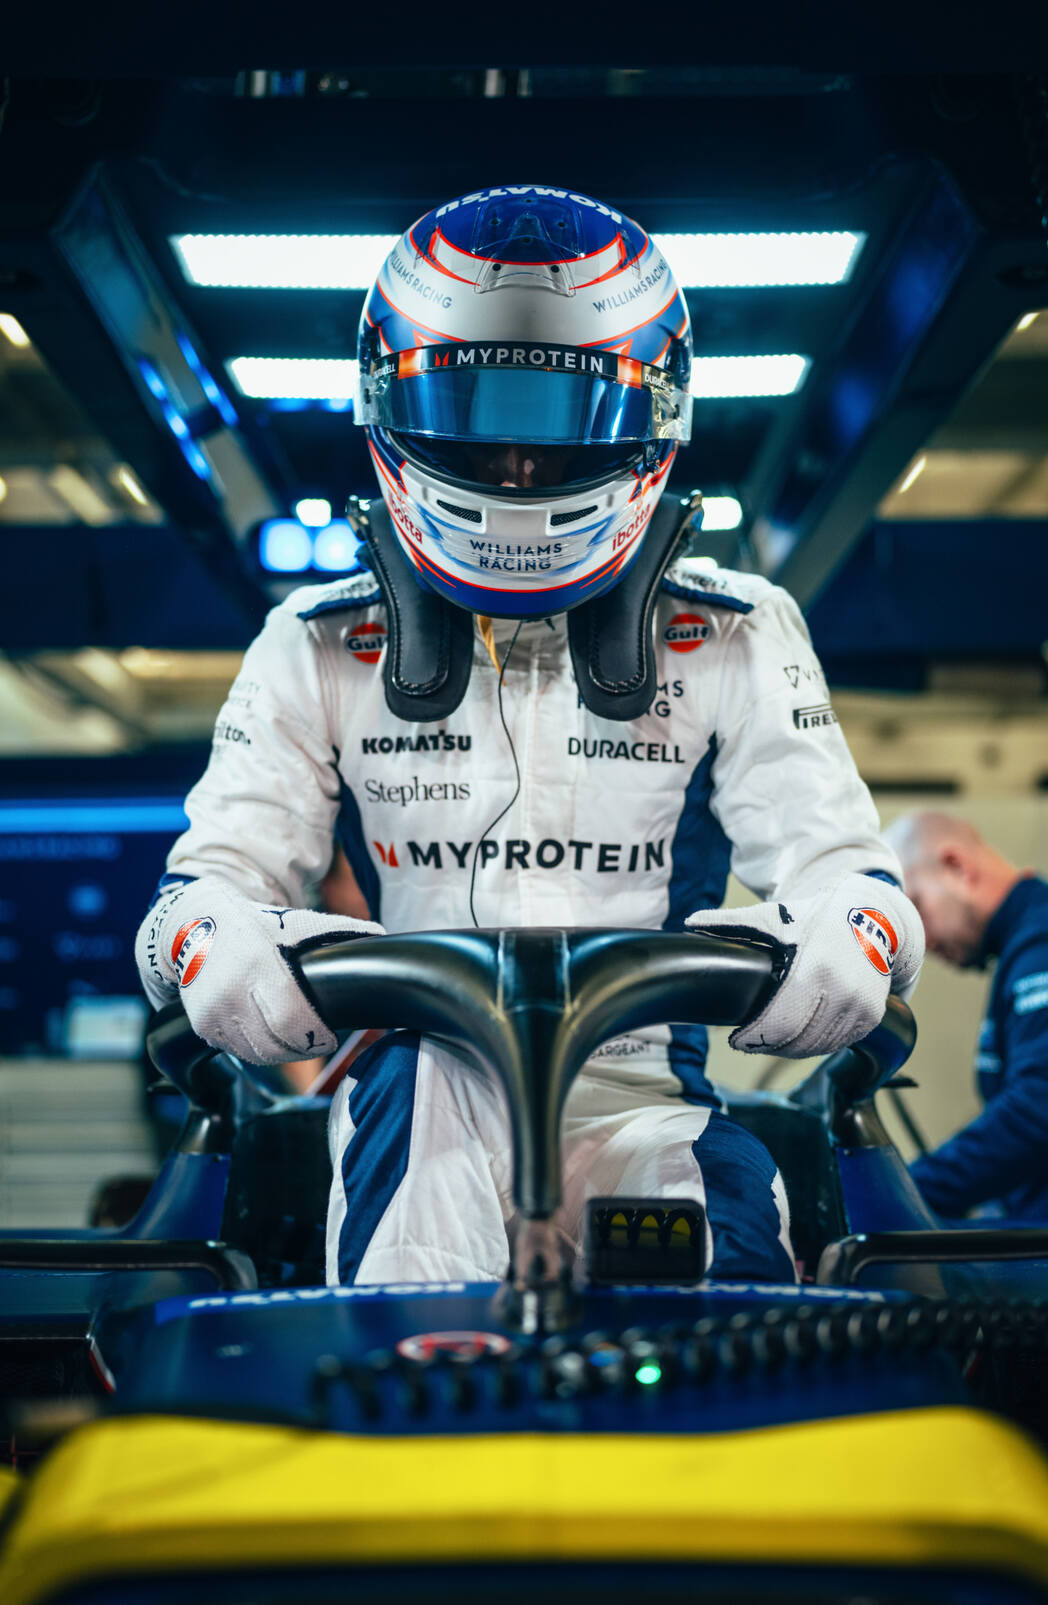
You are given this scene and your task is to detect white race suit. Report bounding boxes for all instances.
[158,557,902,1285]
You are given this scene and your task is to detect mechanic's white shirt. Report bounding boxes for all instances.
[166,558,899,1097]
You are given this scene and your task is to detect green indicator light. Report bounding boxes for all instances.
[635,1363,662,1386]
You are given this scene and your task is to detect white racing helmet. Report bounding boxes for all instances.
[355,184,692,617]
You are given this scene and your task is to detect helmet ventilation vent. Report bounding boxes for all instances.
[550,505,598,527]
[436,499,483,524]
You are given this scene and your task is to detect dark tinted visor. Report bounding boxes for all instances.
[398,433,644,490]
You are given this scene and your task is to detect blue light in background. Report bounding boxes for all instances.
[0,801,189,833]
[258,518,361,573]
[259,519,314,572]
[312,522,361,571]
[137,357,168,402]
[135,356,213,482]
[68,882,109,918]
[176,331,240,428]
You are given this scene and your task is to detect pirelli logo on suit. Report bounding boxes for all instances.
[792,703,838,731]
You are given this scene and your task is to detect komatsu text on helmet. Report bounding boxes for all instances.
[354,185,693,618]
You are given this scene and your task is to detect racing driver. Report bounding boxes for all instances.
[136,185,923,1288]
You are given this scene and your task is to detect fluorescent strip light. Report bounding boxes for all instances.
[231,353,807,402]
[691,355,809,397]
[174,231,864,291]
[653,231,864,287]
[228,357,358,400]
[294,497,332,527]
[896,455,927,495]
[0,475,6,504]
[48,466,115,526]
[697,496,743,531]
[0,313,30,348]
[173,234,397,290]
[110,464,149,507]
[1016,312,1039,333]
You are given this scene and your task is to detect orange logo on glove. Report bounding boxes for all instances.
[171,916,217,987]
[848,907,898,976]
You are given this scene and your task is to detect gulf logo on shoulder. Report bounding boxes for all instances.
[664,613,709,653]
[848,907,898,976]
[171,917,217,987]
[346,621,387,664]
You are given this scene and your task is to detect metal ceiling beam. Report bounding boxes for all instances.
[4,7,1048,75]
[748,192,1048,604]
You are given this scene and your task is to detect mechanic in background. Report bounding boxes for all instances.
[887,811,1048,1222]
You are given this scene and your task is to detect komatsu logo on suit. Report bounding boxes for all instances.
[370,838,667,872]
[362,731,472,754]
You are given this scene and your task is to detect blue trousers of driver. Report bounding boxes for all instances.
[326,1033,798,1286]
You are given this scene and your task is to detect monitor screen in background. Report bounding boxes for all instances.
[0,798,188,1056]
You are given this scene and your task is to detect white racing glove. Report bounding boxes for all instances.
[135,876,383,1064]
[685,872,924,1057]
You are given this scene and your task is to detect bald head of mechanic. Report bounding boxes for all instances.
[885,812,1027,969]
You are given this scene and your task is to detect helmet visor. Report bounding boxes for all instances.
[357,340,692,445]
[397,432,645,490]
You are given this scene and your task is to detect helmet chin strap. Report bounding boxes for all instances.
[358,498,690,723]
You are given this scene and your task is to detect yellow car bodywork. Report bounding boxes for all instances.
[2,1405,1048,1603]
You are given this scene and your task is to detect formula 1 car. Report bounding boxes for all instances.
[2,928,1048,1605]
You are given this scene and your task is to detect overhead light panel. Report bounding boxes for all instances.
[1016,312,1039,333]
[0,313,30,349]
[0,475,6,504]
[228,357,358,400]
[690,355,809,397]
[174,231,864,291]
[231,354,807,401]
[48,466,115,526]
[172,234,396,289]
[652,231,864,287]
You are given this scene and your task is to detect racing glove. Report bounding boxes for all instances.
[135,876,383,1064]
[685,872,924,1057]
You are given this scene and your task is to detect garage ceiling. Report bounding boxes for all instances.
[0,55,1045,756]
